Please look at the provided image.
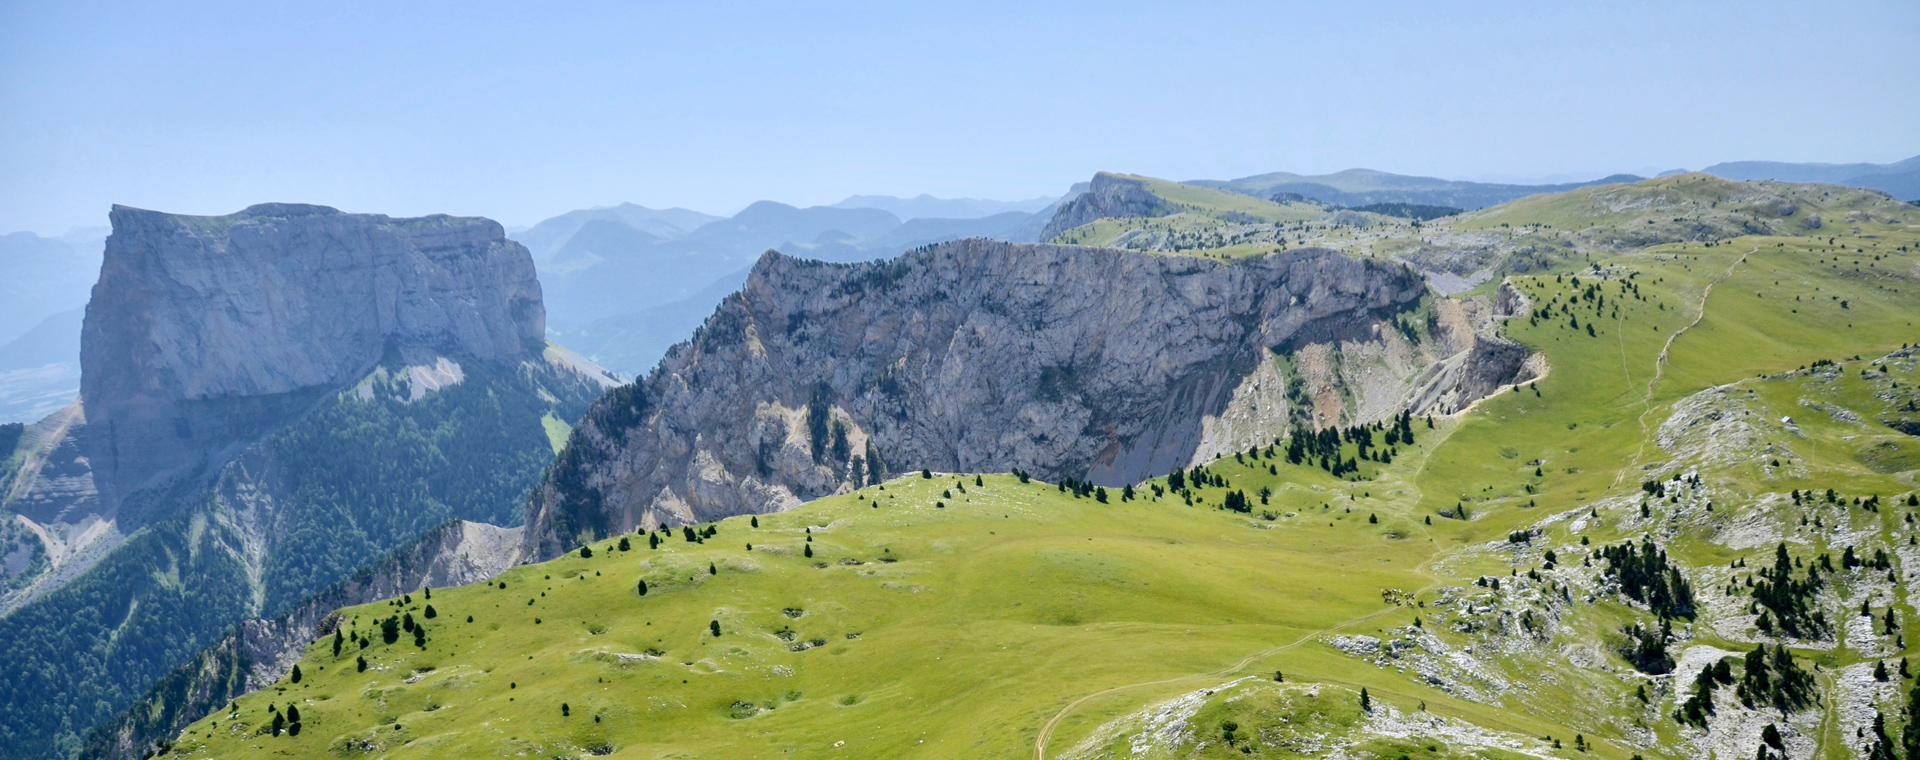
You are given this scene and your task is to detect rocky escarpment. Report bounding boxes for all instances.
[77,520,521,760]
[1039,173,1175,241]
[0,203,609,760]
[13,204,544,533]
[523,240,1539,556]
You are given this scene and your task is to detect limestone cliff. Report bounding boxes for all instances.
[523,239,1538,557]
[0,203,609,760]
[1039,173,1174,241]
[13,204,545,532]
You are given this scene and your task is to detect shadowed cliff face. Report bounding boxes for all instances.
[57,204,545,522]
[10,204,547,532]
[0,203,607,760]
[523,240,1452,556]
[1039,172,1173,241]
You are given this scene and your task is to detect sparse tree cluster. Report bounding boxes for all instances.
[1750,543,1829,638]
[1598,538,1696,620]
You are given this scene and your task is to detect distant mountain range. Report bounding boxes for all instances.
[1701,154,1920,201]
[510,156,1919,381]
[0,229,104,423]
[513,197,1060,378]
[1187,168,1648,210]
[831,193,1056,219]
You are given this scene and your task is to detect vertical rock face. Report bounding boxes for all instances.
[0,203,607,760]
[45,203,545,525]
[1039,173,1173,241]
[525,239,1448,555]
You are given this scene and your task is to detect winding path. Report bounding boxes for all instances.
[1608,246,1752,493]
[1034,248,1754,759]
[1032,420,1467,760]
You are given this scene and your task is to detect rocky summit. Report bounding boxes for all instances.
[523,238,1538,556]
[0,203,609,760]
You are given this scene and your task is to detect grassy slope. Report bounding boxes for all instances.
[170,213,1920,759]
[1048,175,1343,254]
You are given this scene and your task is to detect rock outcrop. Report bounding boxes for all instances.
[1040,173,1175,241]
[11,204,544,534]
[523,239,1538,556]
[0,203,609,760]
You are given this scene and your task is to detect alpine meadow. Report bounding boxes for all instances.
[2,4,1917,759]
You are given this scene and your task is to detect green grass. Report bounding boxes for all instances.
[541,413,573,455]
[165,205,1920,760]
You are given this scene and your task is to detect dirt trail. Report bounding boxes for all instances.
[1034,249,1750,758]
[1608,246,1752,493]
[1032,421,1464,760]
[1030,595,1422,760]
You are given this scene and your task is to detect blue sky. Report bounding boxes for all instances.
[2,0,1915,233]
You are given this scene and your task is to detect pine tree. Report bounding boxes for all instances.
[286,705,300,724]
[618,536,631,551]
[804,544,814,558]
[290,665,302,683]
[710,620,722,637]
[579,545,593,559]
[751,516,760,528]
[356,655,367,672]
[1902,681,1920,760]
[709,562,717,575]
[1867,712,1895,760]
[424,604,437,619]
[1359,687,1371,711]
[332,629,344,657]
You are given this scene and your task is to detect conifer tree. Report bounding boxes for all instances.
[290,665,302,683]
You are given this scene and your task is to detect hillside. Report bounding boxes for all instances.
[149,187,1920,760]
[1188,168,1646,211]
[1046,172,1920,294]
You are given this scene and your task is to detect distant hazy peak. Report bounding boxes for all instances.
[830,193,1057,220]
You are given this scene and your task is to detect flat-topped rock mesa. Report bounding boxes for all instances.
[525,239,1540,556]
[0,203,609,760]
[19,204,545,524]
[86,202,543,405]
[2,203,577,589]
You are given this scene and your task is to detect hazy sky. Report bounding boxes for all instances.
[3,0,1915,234]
